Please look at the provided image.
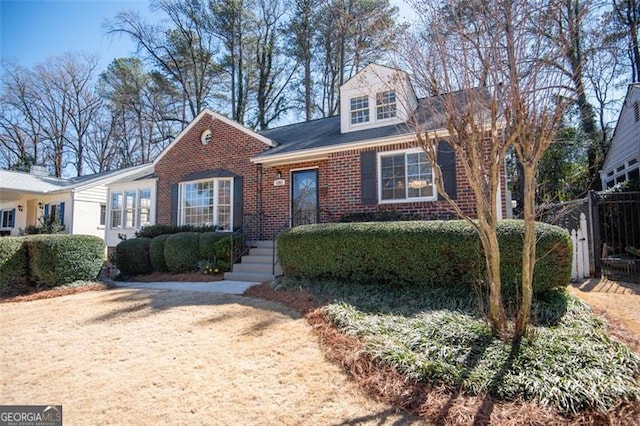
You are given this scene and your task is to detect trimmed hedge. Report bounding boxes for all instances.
[115,238,153,276]
[199,232,229,259]
[27,234,105,288]
[165,232,201,273]
[277,220,572,296]
[0,237,30,295]
[149,234,171,272]
[136,224,218,239]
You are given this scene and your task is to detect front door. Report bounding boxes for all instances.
[291,169,318,227]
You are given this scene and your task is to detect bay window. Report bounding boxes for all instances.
[180,178,232,231]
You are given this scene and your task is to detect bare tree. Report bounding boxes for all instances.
[404,0,568,338]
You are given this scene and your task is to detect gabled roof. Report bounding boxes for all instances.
[154,108,276,165]
[602,83,640,171]
[0,163,153,203]
[253,89,489,166]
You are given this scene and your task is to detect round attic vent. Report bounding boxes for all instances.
[200,129,212,145]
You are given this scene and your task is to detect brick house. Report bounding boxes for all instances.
[106,64,509,279]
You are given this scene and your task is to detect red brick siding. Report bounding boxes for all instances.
[154,115,270,228]
[154,115,508,237]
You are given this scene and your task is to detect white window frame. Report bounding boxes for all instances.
[110,188,152,230]
[376,90,397,120]
[99,204,106,228]
[377,148,437,204]
[350,96,370,125]
[138,189,152,228]
[178,178,233,231]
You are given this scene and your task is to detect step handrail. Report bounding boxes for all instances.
[229,213,262,273]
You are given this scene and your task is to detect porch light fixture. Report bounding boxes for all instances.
[276,171,282,179]
[38,202,43,210]
[17,205,23,212]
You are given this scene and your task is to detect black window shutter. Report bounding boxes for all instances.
[233,177,243,231]
[360,151,377,205]
[170,184,179,226]
[437,141,457,199]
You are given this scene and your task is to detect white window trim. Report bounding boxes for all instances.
[109,188,152,230]
[377,148,437,204]
[178,177,234,231]
[376,90,397,121]
[350,96,370,125]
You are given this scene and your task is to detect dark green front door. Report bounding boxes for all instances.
[291,169,318,227]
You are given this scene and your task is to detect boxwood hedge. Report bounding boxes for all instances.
[165,232,201,273]
[115,237,153,276]
[149,234,171,272]
[27,234,105,288]
[0,237,30,295]
[277,220,572,296]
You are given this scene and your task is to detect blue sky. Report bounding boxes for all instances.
[1,0,414,73]
[0,0,151,70]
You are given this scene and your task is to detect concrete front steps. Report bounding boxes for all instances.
[223,240,282,282]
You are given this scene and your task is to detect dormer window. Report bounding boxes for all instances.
[376,91,397,120]
[350,96,370,124]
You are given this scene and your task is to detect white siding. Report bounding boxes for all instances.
[75,185,108,203]
[71,199,105,239]
[602,86,640,187]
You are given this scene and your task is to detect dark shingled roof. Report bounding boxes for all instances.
[255,89,486,159]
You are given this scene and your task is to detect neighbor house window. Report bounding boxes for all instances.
[376,91,397,120]
[99,204,106,227]
[110,192,123,229]
[350,96,370,124]
[0,209,15,228]
[379,149,435,202]
[180,178,232,231]
[139,189,151,227]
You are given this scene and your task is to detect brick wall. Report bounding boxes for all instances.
[154,114,270,228]
[154,114,508,239]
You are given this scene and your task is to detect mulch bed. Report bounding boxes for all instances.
[244,282,640,425]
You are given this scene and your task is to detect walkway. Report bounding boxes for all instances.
[114,280,259,294]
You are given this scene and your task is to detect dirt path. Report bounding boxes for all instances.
[0,289,416,425]
[569,278,640,351]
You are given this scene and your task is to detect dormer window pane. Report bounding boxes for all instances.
[377,91,397,120]
[350,96,370,124]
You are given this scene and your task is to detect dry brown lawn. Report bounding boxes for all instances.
[0,288,417,425]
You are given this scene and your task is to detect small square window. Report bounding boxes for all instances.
[350,96,370,124]
[376,91,397,120]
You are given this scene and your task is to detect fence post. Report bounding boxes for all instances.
[588,190,601,277]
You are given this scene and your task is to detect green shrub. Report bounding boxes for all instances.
[277,220,571,298]
[136,224,218,239]
[199,232,229,259]
[115,238,153,276]
[27,234,104,288]
[214,234,244,262]
[19,215,65,235]
[164,232,201,273]
[0,237,30,295]
[339,209,424,222]
[149,234,171,272]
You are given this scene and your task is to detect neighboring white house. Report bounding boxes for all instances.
[0,164,153,239]
[601,83,640,188]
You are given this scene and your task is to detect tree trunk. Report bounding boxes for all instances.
[515,163,536,338]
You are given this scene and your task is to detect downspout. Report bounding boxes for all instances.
[70,190,76,235]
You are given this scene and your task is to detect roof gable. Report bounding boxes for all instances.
[153,109,276,165]
[602,84,640,171]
